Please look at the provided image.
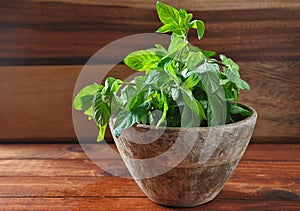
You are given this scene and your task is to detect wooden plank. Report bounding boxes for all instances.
[34,0,300,10]
[0,158,298,180]
[0,177,298,199]
[242,144,300,161]
[0,144,88,160]
[0,144,299,162]
[0,1,299,65]
[0,177,143,198]
[0,65,134,140]
[0,144,298,209]
[0,198,298,210]
[0,63,299,142]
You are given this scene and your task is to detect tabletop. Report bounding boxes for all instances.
[0,143,299,210]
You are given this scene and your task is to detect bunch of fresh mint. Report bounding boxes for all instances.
[73,2,251,141]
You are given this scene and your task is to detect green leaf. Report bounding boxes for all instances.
[171,87,179,100]
[126,90,147,111]
[179,8,193,27]
[144,70,169,85]
[230,104,252,116]
[93,92,111,126]
[233,88,238,104]
[156,93,169,127]
[190,20,205,39]
[113,110,137,137]
[194,62,220,93]
[220,79,230,86]
[103,77,122,102]
[154,44,167,52]
[184,74,200,89]
[180,87,206,120]
[134,76,146,91]
[202,50,216,58]
[164,61,179,81]
[220,54,250,90]
[132,100,151,120]
[156,1,180,26]
[185,51,205,68]
[168,36,185,52]
[97,124,107,142]
[159,37,187,66]
[119,84,136,106]
[181,105,198,127]
[156,24,178,33]
[124,49,164,71]
[73,84,101,110]
[207,89,227,126]
[240,79,250,90]
[84,106,94,119]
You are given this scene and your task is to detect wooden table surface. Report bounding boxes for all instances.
[0,143,299,210]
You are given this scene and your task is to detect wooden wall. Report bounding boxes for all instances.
[0,0,299,143]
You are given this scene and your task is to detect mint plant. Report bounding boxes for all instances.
[73,1,251,141]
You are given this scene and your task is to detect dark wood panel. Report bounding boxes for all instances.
[0,63,299,142]
[0,0,299,65]
[30,0,300,11]
[0,65,134,140]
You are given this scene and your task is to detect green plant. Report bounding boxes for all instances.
[73,1,251,141]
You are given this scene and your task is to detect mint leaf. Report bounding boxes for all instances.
[181,105,199,127]
[156,93,169,127]
[156,24,178,33]
[185,51,205,68]
[73,84,101,110]
[124,49,164,71]
[103,77,122,102]
[194,62,220,93]
[190,20,205,39]
[93,92,111,126]
[171,87,179,100]
[154,44,167,52]
[158,38,187,66]
[156,1,180,27]
[220,54,250,90]
[113,110,137,137]
[179,9,193,27]
[184,74,200,89]
[180,86,206,120]
[207,90,227,126]
[168,36,186,53]
[144,70,170,85]
[126,90,147,111]
[230,104,252,116]
[97,124,107,142]
[202,50,216,58]
[132,101,151,120]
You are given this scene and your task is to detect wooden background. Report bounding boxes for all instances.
[0,0,299,143]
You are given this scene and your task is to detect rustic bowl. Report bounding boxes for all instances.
[110,104,257,207]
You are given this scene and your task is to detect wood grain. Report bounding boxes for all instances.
[0,143,298,210]
[34,0,300,10]
[0,63,299,142]
[0,159,299,180]
[0,0,299,142]
[0,177,298,199]
[0,0,299,65]
[0,144,299,161]
[0,198,299,211]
